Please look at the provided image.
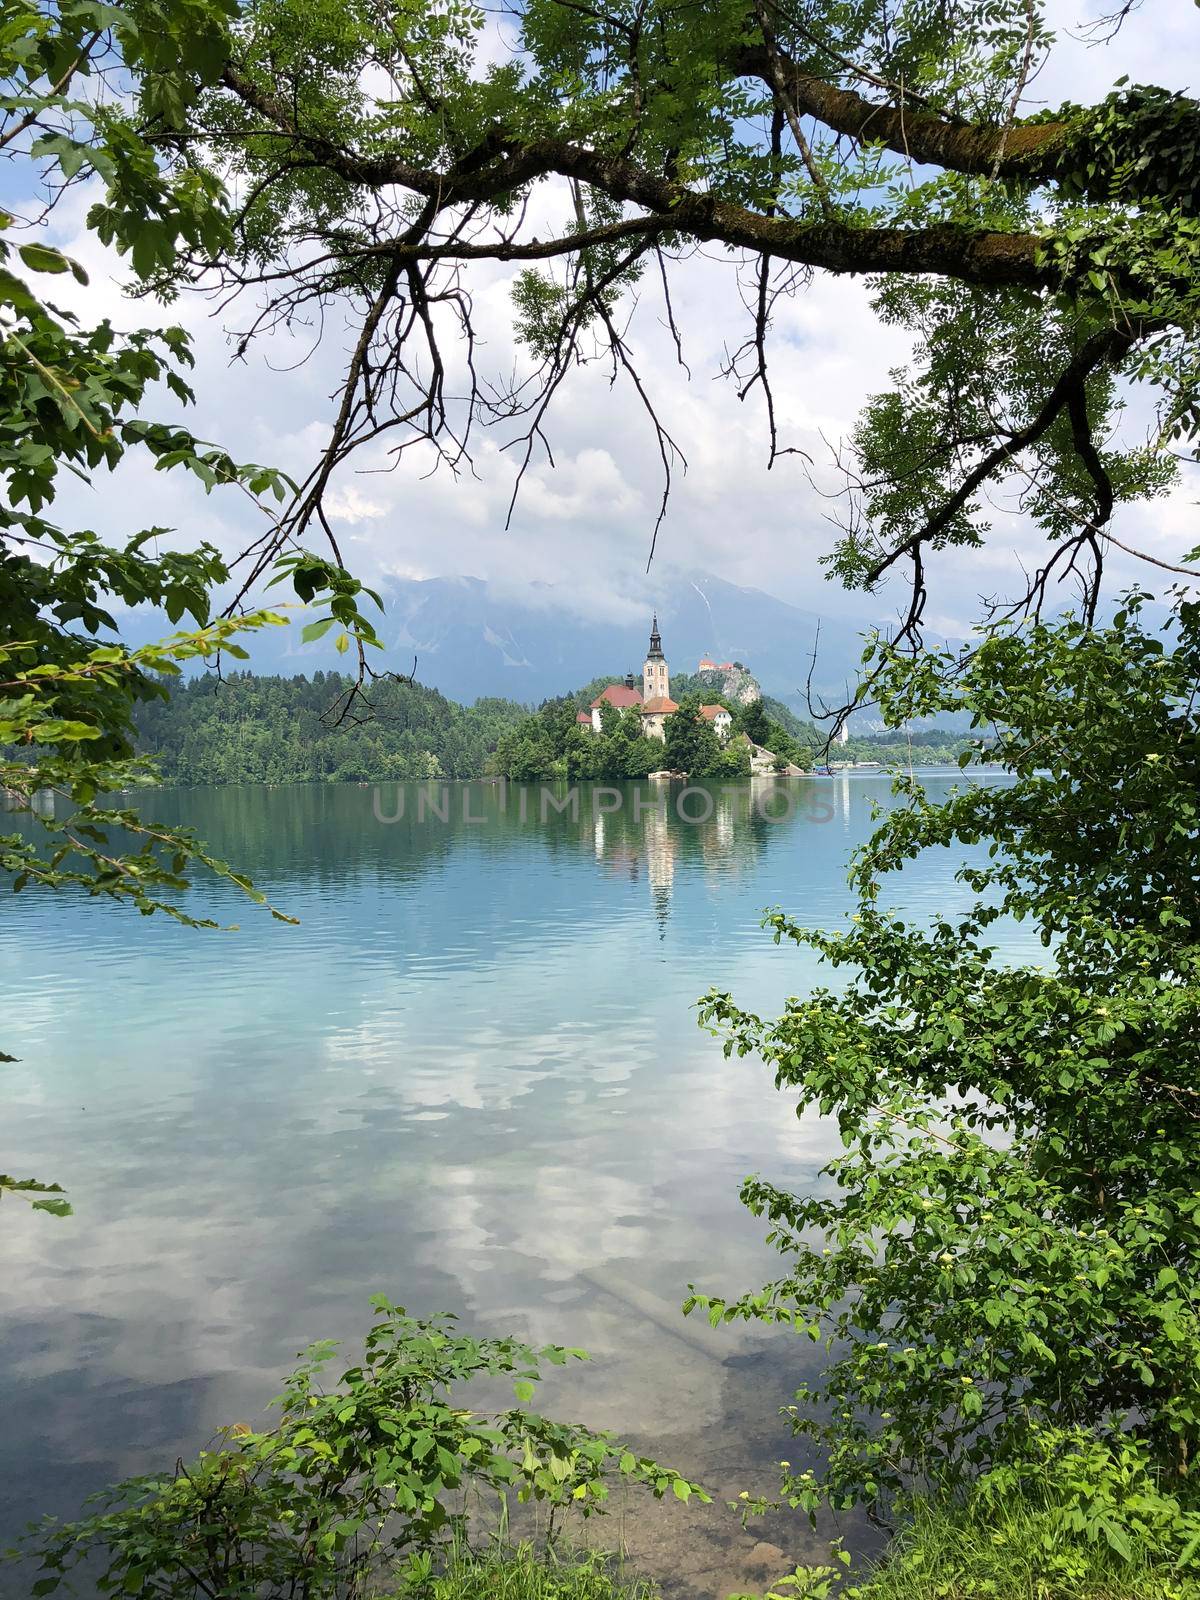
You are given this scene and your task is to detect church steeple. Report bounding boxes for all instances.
[643,614,669,701]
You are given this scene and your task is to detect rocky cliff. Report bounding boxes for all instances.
[694,662,762,706]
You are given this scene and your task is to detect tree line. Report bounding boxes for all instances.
[132,669,832,785]
[133,670,527,784]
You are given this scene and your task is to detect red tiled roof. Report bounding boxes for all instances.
[698,656,716,669]
[640,696,678,715]
[576,710,593,725]
[590,683,643,710]
[717,662,734,671]
[699,704,730,720]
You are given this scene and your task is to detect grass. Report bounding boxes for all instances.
[386,1474,1200,1600]
[845,1494,1200,1600]
[385,1510,1200,1600]
[391,1540,658,1600]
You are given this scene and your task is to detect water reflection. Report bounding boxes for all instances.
[0,774,1017,1595]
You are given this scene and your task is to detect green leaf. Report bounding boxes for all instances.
[18,243,77,276]
[0,266,40,314]
[30,719,101,742]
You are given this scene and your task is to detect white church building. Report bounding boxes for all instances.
[583,618,732,742]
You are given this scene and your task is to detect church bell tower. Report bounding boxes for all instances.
[643,614,669,701]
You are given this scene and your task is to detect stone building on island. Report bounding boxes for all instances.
[641,613,672,706]
[586,617,732,743]
[699,703,733,738]
[587,679,643,732]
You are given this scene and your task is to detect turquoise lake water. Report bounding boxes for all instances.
[0,774,1025,1594]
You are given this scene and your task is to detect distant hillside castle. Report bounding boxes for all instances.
[578,617,734,743]
[695,655,763,709]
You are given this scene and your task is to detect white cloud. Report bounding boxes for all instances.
[324,484,389,524]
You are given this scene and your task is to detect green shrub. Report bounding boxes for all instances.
[690,598,1200,1518]
[845,1447,1200,1600]
[741,1431,1200,1600]
[973,1428,1200,1574]
[13,1300,704,1599]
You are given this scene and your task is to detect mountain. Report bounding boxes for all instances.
[115,571,907,717]
[362,572,880,713]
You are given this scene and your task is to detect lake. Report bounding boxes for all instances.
[0,774,1024,1595]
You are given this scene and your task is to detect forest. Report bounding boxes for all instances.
[133,669,847,784]
[134,669,528,784]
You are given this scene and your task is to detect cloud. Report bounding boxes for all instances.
[324,484,389,524]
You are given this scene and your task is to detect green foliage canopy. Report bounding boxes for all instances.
[0,0,385,1210]
[689,590,1200,1525]
[661,695,721,776]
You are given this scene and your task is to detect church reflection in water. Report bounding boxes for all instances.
[585,776,843,935]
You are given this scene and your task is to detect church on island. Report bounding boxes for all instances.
[577,617,734,743]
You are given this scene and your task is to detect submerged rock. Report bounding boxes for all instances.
[741,1540,789,1578]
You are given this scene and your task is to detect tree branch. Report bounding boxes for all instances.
[216,71,1054,292]
[863,324,1140,589]
[731,43,1071,179]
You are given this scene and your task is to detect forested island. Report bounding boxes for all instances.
[133,669,974,784]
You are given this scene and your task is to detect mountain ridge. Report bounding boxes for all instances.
[115,570,903,719]
[368,570,879,713]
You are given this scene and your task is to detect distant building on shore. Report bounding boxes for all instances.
[586,618,731,743]
[696,653,761,708]
[589,678,643,731]
[699,703,733,738]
